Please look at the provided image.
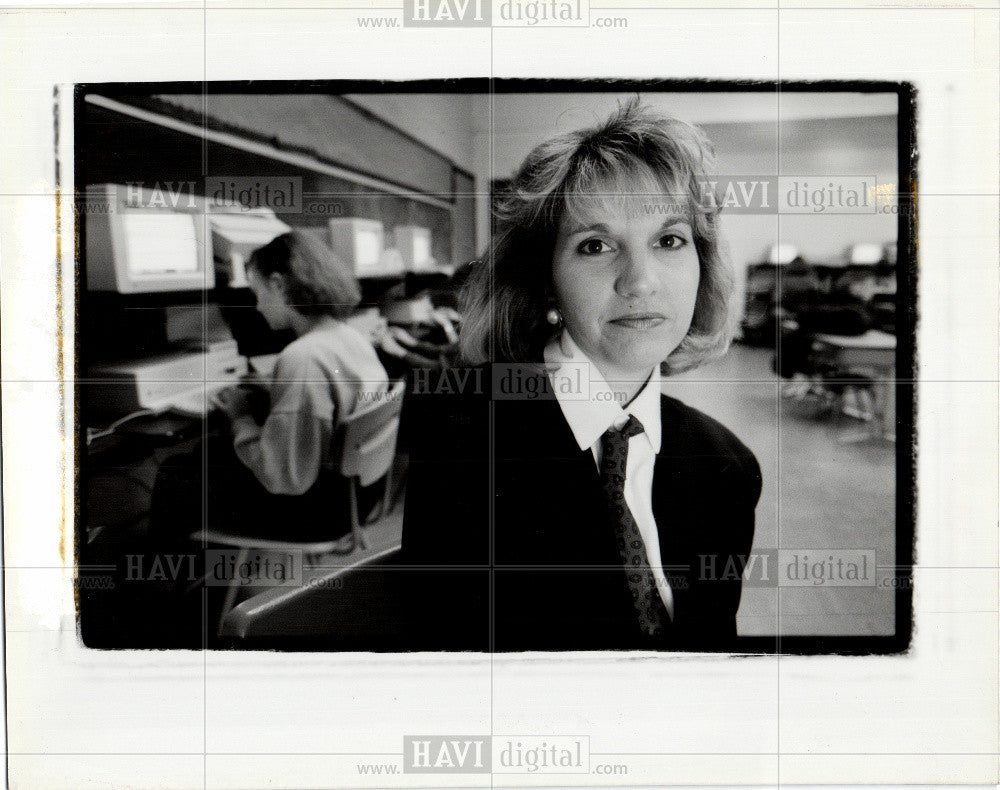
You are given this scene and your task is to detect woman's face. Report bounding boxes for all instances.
[551,198,700,383]
[247,267,292,330]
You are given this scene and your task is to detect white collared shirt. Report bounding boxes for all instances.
[543,332,675,621]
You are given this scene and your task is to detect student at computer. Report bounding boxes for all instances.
[152,230,389,548]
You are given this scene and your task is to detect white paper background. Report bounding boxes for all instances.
[1,1,998,788]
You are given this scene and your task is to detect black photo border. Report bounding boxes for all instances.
[73,77,915,656]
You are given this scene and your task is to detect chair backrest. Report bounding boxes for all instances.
[335,379,406,486]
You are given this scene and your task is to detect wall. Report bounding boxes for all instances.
[705,114,898,270]
[345,93,478,172]
[84,93,479,272]
[471,92,899,269]
[345,93,480,252]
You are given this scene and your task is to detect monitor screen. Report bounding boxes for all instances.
[847,243,884,265]
[122,213,200,277]
[356,228,383,268]
[413,232,431,266]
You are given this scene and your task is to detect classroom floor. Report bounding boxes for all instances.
[661,343,898,637]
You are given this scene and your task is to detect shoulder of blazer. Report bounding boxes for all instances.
[659,393,763,504]
[400,363,490,457]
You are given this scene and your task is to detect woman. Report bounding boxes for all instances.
[153,230,389,550]
[400,99,762,651]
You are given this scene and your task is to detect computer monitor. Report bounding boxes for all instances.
[328,218,385,275]
[85,184,212,293]
[845,242,884,265]
[394,225,435,271]
[210,211,290,288]
[765,242,800,266]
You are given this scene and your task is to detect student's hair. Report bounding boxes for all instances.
[247,230,361,319]
[459,97,735,375]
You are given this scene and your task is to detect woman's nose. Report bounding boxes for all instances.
[615,249,659,298]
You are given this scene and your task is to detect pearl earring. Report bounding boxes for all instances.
[546,307,563,327]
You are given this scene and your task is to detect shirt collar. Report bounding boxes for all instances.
[543,331,662,454]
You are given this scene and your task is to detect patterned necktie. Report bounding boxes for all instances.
[599,415,669,638]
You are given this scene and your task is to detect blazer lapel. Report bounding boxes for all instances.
[651,394,705,592]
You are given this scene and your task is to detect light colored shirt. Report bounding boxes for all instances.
[231,317,389,496]
[543,331,675,620]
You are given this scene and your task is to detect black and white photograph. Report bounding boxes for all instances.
[76,81,913,652]
[2,5,997,790]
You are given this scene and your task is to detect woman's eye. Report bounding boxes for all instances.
[577,238,610,255]
[655,233,688,250]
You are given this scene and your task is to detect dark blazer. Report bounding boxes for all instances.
[397,364,762,652]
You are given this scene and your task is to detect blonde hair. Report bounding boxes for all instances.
[459,98,735,375]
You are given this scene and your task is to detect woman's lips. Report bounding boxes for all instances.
[608,313,667,330]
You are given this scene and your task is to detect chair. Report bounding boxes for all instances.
[823,369,882,443]
[219,544,404,643]
[191,378,406,635]
[331,378,407,548]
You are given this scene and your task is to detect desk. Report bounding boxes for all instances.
[86,350,276,446]
[812,330,896,440]
[86,405,223,453]
[84,408,226,546]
